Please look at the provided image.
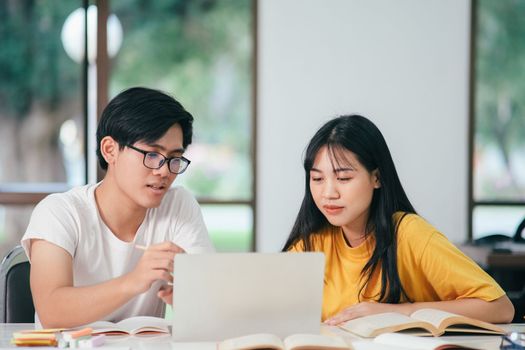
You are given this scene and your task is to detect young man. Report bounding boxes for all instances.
[21,87,214,328]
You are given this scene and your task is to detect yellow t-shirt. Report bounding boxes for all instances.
[289,212,505,321]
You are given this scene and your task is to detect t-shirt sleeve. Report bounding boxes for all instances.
[412,222,505,302]
[21,194,78,261]
[288,239,306,252]
[170,188,215,253]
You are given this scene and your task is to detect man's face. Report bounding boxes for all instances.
[113,124,185,209]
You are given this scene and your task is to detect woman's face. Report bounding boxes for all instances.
[309,146,380,235]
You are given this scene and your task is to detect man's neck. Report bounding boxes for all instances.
[94,179,147,242]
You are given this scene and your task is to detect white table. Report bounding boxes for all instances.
[1,323,524,349]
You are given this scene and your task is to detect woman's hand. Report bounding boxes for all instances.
[324,302,411,325]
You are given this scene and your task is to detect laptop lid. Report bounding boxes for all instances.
[171,252,325,341]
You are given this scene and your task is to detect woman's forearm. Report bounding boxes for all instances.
[398,296,515,323]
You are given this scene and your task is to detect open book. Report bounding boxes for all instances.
[339,308,505,338]
[217,333,349,350]
[85,316,169,336]
[351,333,480,350]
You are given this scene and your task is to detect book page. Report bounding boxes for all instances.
[86,320,123,334]
[410,309,461,329]
[439,323,504,335]
[339,312,435,338]
[283,334,348,350]
[352,334,489,350]
[116,316,169,334]
[410,309,505,334]
[351,341,408,350]
[374,333,449,349]
[217,333,284,350]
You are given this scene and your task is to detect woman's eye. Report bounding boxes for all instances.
[311,177,323,182]
[337,177,351,181]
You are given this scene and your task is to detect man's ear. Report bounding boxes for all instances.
[372,169,381,189]
[100,136,119,166]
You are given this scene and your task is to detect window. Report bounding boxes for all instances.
[107,0,255,251]
[0,0,85,258]
[0,0,255,258]
[469,0,525,240]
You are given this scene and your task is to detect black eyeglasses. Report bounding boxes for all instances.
[127,144,191,175]
[501,332,525,349]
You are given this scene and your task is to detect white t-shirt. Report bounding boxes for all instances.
[21,182,214,323]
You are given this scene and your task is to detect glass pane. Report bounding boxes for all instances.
[109,1,253,201]
[473,0,525,201]
[472,205,525,241]
[0,1,85,188]
[0,205,35,260]
[201,204,253,252]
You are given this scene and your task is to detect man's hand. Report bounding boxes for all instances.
[124,242,184,296]
[157,285,173,305]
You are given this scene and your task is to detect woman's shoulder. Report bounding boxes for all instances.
[394,212,440,246]
[395,212,436,231]
[289,226,338,252]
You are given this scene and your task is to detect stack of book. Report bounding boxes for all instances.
[11,327,105,347]
[11,328,63,346]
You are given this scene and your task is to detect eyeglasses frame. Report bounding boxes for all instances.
[126,144,191,175]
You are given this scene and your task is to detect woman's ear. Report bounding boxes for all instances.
[372,169,381,189]
[100,136,119,167]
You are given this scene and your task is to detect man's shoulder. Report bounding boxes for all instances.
[150,186,199,218]
[161,185,196,205]
[38,184,95,212]
[23,184,97,249]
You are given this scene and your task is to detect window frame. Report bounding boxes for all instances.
[467,0,525,240]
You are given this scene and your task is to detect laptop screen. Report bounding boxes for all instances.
[171,252,325,341]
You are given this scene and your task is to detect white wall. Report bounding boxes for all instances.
[257,0,471,251]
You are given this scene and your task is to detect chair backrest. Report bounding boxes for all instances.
[0,245,34,323]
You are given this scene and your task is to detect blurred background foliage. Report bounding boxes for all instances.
[0,0,252,199]
[110,0,252,200]
[474,0,525,200]
[0,0,253,255]
[0,1,79,118]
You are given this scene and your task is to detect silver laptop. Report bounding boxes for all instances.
[171,252,325,341]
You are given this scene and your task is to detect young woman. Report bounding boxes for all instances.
[283,115,514,325]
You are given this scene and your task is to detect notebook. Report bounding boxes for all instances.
[171,252,325,341]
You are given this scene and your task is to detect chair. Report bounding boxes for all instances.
[0,245,34,323]
[510,287,525,323]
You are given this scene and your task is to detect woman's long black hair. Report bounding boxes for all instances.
[282,115,416,303]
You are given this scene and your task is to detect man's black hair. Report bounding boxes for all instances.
[96,87,193,170]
